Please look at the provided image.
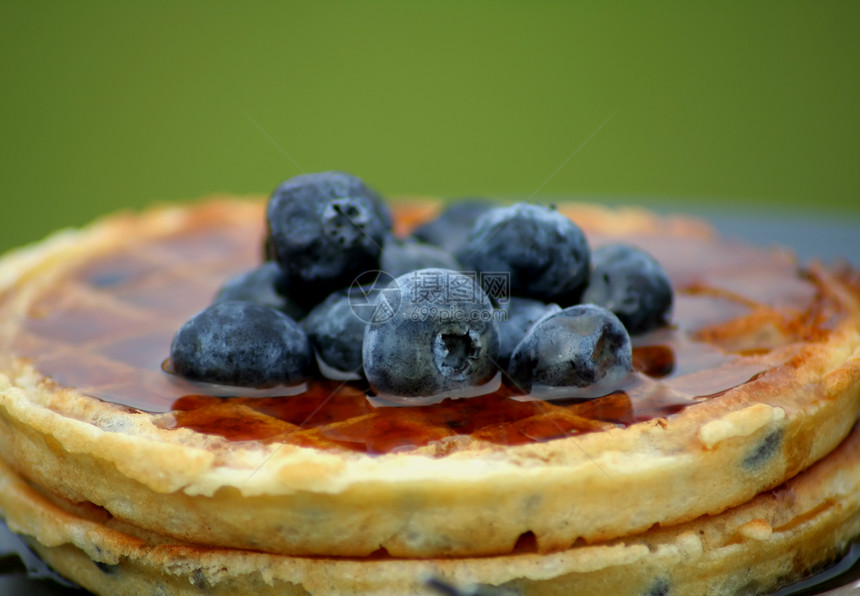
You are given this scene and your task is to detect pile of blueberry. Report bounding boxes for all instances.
[169,172,673,404]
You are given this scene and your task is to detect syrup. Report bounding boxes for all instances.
[7,204,825,454]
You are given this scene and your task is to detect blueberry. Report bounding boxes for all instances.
[582,244,673,334]
[507,304,632,396]
[266,172,388,299]
[496,297,562,368]
[213,262,305,321]
[301,290,366,379]
[456,203,590,305]
[411,199,499,254]
[362,268,500,402]
[170,302,312,388]
[380,235,462,278]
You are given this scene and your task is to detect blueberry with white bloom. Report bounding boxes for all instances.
[170,301,312,388]
[266,171,389,300]
[302,290,367,379]
[582,244,673,334]
[508,304,632,396]
[456,203,590,305]
[362,268,500,402]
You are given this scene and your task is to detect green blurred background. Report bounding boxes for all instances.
[1,1,858,254]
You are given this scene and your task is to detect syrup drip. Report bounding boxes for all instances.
[8,205,823,453]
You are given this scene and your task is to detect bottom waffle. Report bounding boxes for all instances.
[2,422,860,595]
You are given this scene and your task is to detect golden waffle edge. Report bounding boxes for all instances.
[3,421,860,595]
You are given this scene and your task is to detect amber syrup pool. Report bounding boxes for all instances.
[10,206,822,453]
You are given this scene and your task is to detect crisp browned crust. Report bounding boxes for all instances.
[0,198,859,579]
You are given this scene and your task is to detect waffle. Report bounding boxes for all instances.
[2,413,860,595]
[0,199,859,591]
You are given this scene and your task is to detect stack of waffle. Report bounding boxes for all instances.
[1,199,859,595]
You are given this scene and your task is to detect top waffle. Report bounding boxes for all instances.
[0,198,859,558]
